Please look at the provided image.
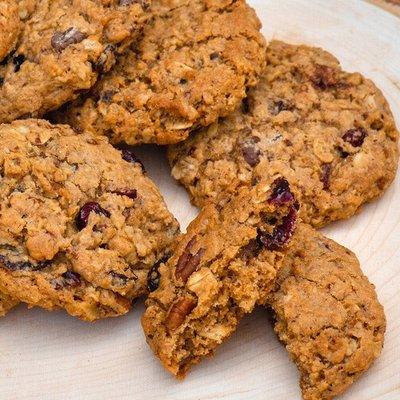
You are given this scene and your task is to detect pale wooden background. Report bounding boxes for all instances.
[0,1,399,399]
[368,0,400,16]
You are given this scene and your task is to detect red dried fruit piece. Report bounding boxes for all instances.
[51,28,87,53]
[258,207,298,250]
[268,177,295,206]
[342,128,367,147]
[112,189,137,200]
[116,144,145,171]
[175,237,205,283]
[166,297,197,331]
[75,202,111,231]
[321,164,332,191]
[312,64,338,90]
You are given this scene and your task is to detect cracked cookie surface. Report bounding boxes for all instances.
[0,0,149,123]
[55,0,266,145]
[0,119,179,321]
[268,223,386,400]
[0,0,21,62]
[168,40,399,227]
[142,177,298,377]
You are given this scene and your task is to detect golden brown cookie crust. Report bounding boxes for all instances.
[0,0,149,123]
[56,0,266,145]
[268,223,386,400]
[168,40,399,227]
[0,291,19,317]
[0,0,21,62]
[0,119,179,321]
[142,178,299,377]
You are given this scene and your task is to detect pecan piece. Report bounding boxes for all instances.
[166,297,197,331]
[175,238,205,283]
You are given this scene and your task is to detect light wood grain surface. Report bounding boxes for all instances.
[368,0,400,17]
[1,1,400,399]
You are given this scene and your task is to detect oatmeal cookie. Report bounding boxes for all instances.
[0,292,19,317]
[0,119,179,321]
[55,0,266,145]
[268,223,386,400]
[142,177,298,377]
[0,0,21,61]
[168,40,399,227]
[0,0,149,123]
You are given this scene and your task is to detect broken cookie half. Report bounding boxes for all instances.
[142,177,299,377]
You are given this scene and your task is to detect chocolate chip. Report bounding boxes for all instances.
[13,54,25,72]
[75,202,111,231]
[258,206,298,250]
[312,64,338,90]
[51,28,87,52]
[242,136,261,167]
[321,164,332,191]
[175,237,205,283]
[342,128,367,147]
[268,177,295,206]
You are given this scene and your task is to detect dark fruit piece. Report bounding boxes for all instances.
[61,271,81,287]
[110,271,132,286]
[112,189,137,200]
[75,202,111,231]
[95,45,116,73]
[321,164,332,191]
[242,136,261,167]
[268,177,295,206]
[239,239,262,261]
[13,54,25,72]
[242,97,250,114]
[269,100,292,116]
[312,64,338,90]
[0,255,49,271]
[147,256,169,292]
[258,207,298,250]
[342,128,367,147]
[116,144,145,171]
[51,28,87,52]
[175,238,205,283]
[100,90,117,104]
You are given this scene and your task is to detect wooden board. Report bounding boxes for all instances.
[1,1,399,399]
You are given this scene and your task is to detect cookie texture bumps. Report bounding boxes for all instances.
[142,177,298,377]
[0,292,19,317]
[57,0,267,145]
[168,40,399,227]
[0,0,149,122]
[0,120,179,321]
[268,223,386,400]
[0,0,21,61]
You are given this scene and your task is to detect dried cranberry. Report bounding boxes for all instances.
[321,164,332,191]
[62,271,81,287]
[268,177,295,206]
[312,64,338,90]
[112,189,137,200]
[258,207,297,250]
[13,54,25,72]
[51,28,87,53]
[75,202,111,231]
[116,144,145,171]
[342,128,367,147]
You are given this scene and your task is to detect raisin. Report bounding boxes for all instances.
[258,207,297,250]
[321,164,332,191]
[51,28,87,52]
[62,271,81,287]
[175,238,205,283]
[242,136,261,167]
[342,128,367,147]
[312,64,338,90]
[242,97,250,114]
[13,54,25,72]
[268,177,295,206]
[75,202,111,231]
[116,144,145,172]
[147,256,169,292]
[110,271,132,286]
[0,255,49,271]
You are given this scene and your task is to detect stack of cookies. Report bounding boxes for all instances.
[0,1,398,399]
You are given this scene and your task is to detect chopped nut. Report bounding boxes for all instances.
[166,297,197,331]
[175,237,205,283]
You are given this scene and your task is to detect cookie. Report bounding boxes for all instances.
[268,223,386,400]
[168,40,399,227]
[0,0,149,123]
[0,119,179,321]
[0,0,21,61]
[0,292,19,317]
[142,177,298,377]
[54,0,266,145]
